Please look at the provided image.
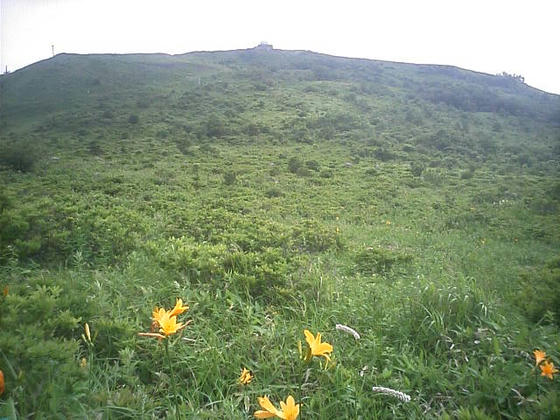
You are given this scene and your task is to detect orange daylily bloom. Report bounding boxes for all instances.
[238,367,253,385]
[169,298,189,317]
[142,300,189,340]
[279,395,300,420]
[158,312,185,336]
[152,307,167,324]
[254,396,283,418]
[540,361,559,380]
[254,395,299,420]
[534,349,546,366]
[304,329,333,362]
[0,370,4,396]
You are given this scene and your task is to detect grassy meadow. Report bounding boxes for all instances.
[0,47,559,418]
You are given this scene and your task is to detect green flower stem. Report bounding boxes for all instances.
[164,339,181,418]
[536,368,540,400]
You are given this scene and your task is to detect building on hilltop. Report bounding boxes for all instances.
[256,42,273,51]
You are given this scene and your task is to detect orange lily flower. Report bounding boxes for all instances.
[534,349,546,366]
[304,329,333,362]
[169,298,189,317]
[238,367,253,385]
[540,361,559,380]
[254,395,299,420]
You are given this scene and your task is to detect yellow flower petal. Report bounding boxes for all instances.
[255,396,282,418]
[540,361,559,380]
[304,330,315,347]
[169,298,189,317]
[316,342,333,354]
[279,395,300,420]
[238,367,253,385]
[159,314,185,336]
[254,410,277,419]
[303,329,333,361]
[152,307,167,324]
[534,349,546,366]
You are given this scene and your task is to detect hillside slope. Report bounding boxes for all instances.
[0,48,559,418]
[2,47,559,167]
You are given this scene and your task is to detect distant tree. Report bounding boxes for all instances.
[499,72,525,84]
[288,157,303,173]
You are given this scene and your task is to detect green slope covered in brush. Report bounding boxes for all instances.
[0,47,559,418]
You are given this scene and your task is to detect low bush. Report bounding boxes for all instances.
[515,257,560,324]
[0,141,38,172]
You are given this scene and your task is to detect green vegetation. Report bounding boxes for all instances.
[0,47,559,418]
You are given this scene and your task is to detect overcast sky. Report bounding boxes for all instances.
[1,0,559,94]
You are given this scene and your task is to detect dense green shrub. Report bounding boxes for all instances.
[291,220,343,252]
[374,147,395,161]
[0,209,44,262]
[265,187,284,198]
[305,160,320,171]
[515,257,560,324]
[460,166,476,179]
[174,137,192,154]
[205,115,227,138]
[352,246,412,275]
[288,156,303,173]
[410,161,425,177]
[222,170,237,185]
[319,169,334,178]
[0,141,38,172]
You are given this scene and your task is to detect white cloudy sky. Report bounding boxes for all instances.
[1,0,559,94]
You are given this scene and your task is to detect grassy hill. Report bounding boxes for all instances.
[0,47,559,418]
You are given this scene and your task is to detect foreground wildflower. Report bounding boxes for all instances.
[0,370,4,396]
[540,361,559,380]
[140,300,190,416]
[533,349,546,366]
[303,329,333,363]
[279,395,300,420]
[238,367,253,385]
[158,311,185,336]
[169,298,189,317]
[141,300,190,340]
[152,307,168,325]
[254,395,299,420]
[254,396,282,418]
